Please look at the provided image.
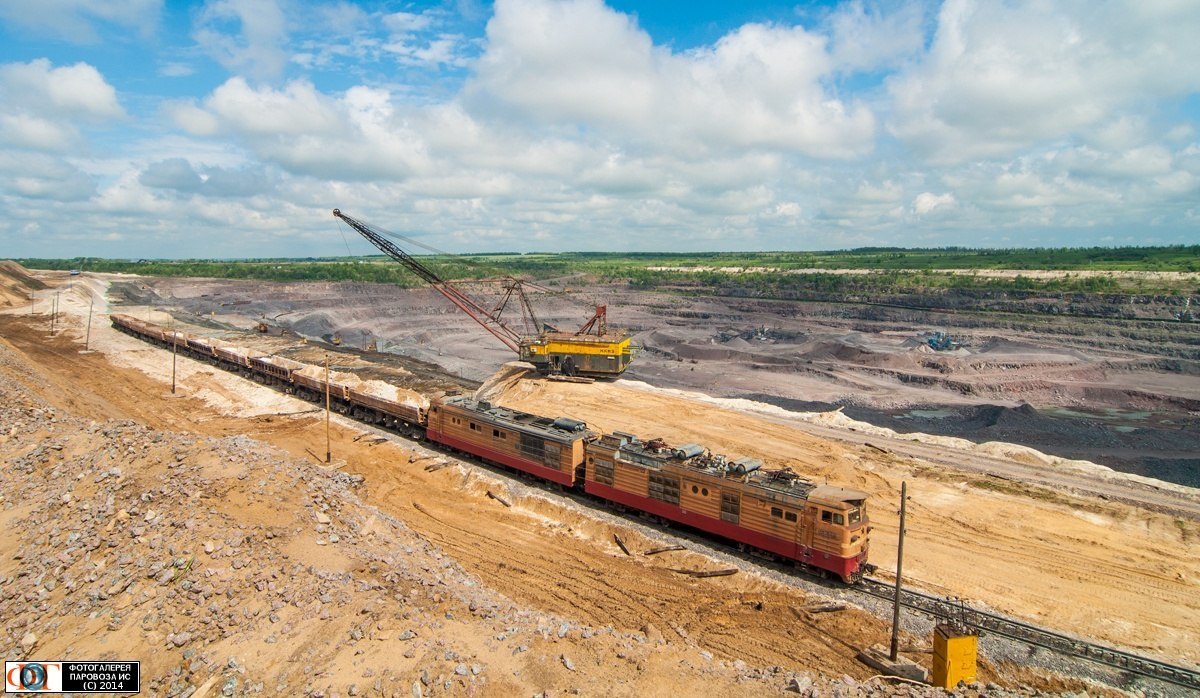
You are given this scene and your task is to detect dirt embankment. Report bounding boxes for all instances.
[5,297,1092,696]
[0,261,47,307]
[3,270,1195,697]
[2,315,881,697]
[492,378,1200,667]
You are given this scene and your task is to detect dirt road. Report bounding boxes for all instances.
[672,396,1200,521]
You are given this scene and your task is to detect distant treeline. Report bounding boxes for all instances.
[625,268,1200,302]
[15,257,494,287]
[555,245,1200,272]
[17,245,1199,296]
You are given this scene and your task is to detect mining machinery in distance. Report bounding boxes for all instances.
[332,209,633,378]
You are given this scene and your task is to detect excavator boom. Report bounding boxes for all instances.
[332,209,634,378]
[332,208,523,353]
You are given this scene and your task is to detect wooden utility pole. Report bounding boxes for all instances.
[85,296,94,350]
[889,481,908,661]
[171,319,178,395]
[324,355,332,463]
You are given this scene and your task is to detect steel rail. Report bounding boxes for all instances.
[857,577,1200,691]
[107,315,1200,692]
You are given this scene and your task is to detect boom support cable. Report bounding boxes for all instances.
[332,209,525,353]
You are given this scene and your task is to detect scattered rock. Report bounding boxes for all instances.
[170,631,192,647]
[788,676,812,693]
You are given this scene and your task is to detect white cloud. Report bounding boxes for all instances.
[1108,146,1174,178]
[0,60,124,156]
[468,0,875,159]
[771,202,802,217]
[0,113,79,152]
[194,0,290,81]
[0,59,124,121]
[383,11,433,33]
[0,0,160,42]
[175,78,431,181]
[1154,170,1197,197]
[159,62,195,78]
[0,151,95,201]
[3,1,1198,258]
[302,6,474,71]
[383,31,470,67]
[139,158,205,191]
[912,191,955,215]
[888,0,1200,164]
[141,157,280,198]
[164,101,221,137]
[203,77,343,135]
[828,0,925,73]
[856,179,904,203]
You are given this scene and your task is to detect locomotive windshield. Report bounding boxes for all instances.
[848,508,861,525]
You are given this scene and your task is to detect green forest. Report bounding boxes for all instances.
[17,245,1200,296]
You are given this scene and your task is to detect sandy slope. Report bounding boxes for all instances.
[0,270,948,697]
[492,378,1200,665]
[3,266,1196,697]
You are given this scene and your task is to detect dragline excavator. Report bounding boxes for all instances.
[332,209,634,378]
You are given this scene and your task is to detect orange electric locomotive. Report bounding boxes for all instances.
[583,432,870,582]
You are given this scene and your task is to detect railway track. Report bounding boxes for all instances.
[856,577,1200,691]
[775,417,1200,521]
[105,315,1200,692]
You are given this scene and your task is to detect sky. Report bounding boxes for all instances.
[0,0,1198,259]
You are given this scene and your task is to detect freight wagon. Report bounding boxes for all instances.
[249,355,306,384]
[109,313,871,582]
[293,370,351,401]
[346,386,425,431]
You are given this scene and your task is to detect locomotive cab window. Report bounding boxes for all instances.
[833,513,845,525]
[771,507,783,519]
[848,508,861,525]
[784,511,797,522]
[821,510,832,523]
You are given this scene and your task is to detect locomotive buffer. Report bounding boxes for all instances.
[332,209,633,378]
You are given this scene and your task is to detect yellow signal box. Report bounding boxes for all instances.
[932,623,978,689]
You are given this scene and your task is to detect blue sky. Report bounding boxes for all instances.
[0,0,1197,259]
